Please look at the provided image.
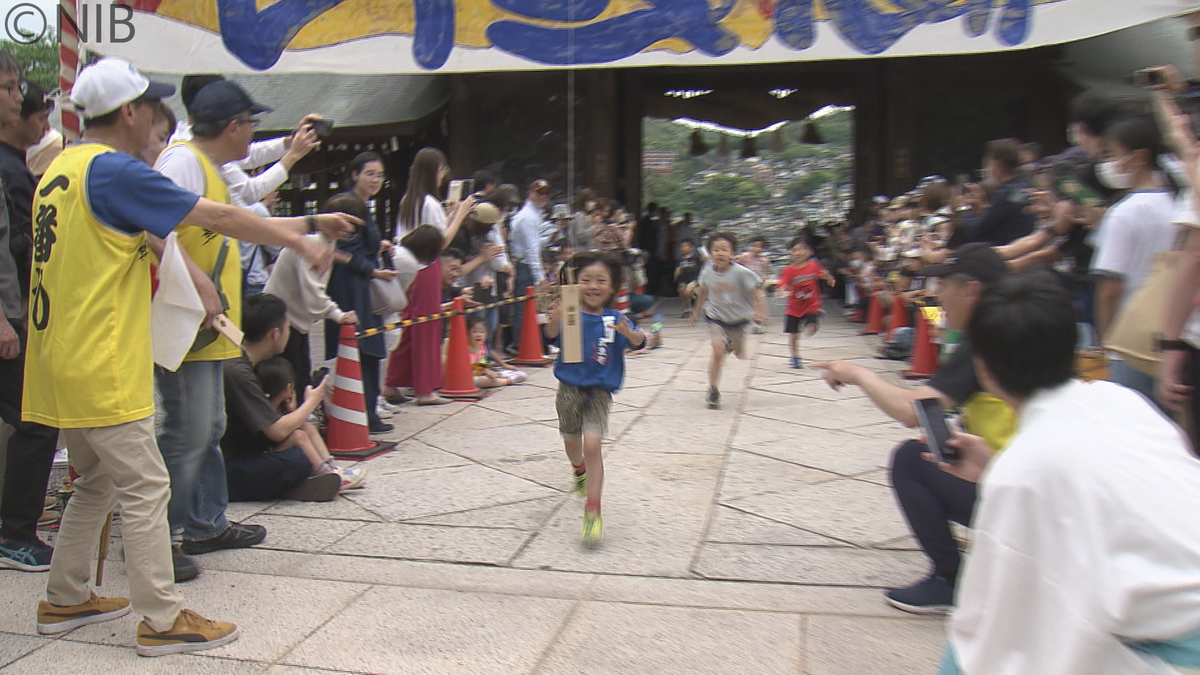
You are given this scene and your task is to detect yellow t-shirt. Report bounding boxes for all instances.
[962,392,1017,453]
[164,141,240,363]
[23,144,156,427]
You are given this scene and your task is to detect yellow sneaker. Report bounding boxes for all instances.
[571,472,587,499]
[581,510,603,548]
[37,592,130,635]
[136,609,239,657]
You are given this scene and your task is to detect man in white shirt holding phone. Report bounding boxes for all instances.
[934,270,1200,675]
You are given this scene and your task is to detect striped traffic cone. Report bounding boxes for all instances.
[511,285,553,367]
[860,293,885,335]
[439,297,484,400]
[327,323,396,460]
[903,309,940,380]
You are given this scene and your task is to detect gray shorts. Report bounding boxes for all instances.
[556,383,613,437]
[707,318,748,356]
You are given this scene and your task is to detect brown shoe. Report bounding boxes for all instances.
[136,609,239,657]
[37,592,130,635]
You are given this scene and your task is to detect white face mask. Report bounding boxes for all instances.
[1097,156,1133,190]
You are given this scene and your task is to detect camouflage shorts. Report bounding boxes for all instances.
[555,383,613,437]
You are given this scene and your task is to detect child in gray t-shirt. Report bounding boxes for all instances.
[688,232,766,409]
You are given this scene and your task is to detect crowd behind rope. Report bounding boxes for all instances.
[1,50,1200,673]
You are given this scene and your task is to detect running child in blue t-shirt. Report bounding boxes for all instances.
[545,252,646,547]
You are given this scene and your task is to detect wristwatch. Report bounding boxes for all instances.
[1158,337,1190,352]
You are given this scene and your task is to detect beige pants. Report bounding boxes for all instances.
[47,417,182,632]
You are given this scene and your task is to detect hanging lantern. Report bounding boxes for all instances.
[741,136,757,158]
[689,130,709,156]
[800,121,825,145]
[770,128,785,153]
[717,134,730,157]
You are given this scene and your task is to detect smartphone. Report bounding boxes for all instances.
[1056,175,1104,207]
[1133,67,1166,88]
[447,180,465,203]
[310,118,334,137]
[311,367,330,384]
[913,398,958,463]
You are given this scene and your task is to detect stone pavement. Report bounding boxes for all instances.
[0,303,948,674]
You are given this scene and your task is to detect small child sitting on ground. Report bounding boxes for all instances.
[463,314,528,387]
[256,357,366,491]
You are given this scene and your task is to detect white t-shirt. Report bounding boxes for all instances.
[396,194,446,237]
[1090,189,1176,306]
[950,379,1200,675]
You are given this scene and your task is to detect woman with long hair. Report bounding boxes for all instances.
[325,152,396,432]
[384,148,473,405]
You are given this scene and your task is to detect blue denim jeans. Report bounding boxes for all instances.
[155,360,230,542]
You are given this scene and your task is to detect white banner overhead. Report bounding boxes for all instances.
[40,0,1200,74]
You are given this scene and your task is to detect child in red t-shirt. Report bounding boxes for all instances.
[776,237,833,368]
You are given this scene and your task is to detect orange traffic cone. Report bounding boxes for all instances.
[903,309,940,380]
[511,285,553,367]
[860,293,885,335]
[439,297,484,400]
[886,294,908,341]
[327,323,396,459]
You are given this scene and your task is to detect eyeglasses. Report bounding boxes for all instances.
[0,80,25,98]
[237,116,262,129]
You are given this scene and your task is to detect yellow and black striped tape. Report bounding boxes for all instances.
[355,292,552,339]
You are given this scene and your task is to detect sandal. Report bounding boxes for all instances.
[416,396,453,406]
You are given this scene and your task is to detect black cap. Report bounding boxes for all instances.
[920,243,1007,284]
[190,80,271,124]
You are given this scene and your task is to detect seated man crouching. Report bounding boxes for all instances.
[221,293,365,502]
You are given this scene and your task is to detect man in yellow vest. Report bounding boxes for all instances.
[813,243,1016,615]
[23,57,355,656]
[151,80,281,581]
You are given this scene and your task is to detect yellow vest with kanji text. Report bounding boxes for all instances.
[22,143,156,428]
[168,141,240,362]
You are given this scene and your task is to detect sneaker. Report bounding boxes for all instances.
[884,575,955,615]
[0,537,53,572]
[789,357,801,369]
[37,592,130,635]
[338,466,368,491]
[283,473,341,502]
[507,371,528,384]
[172,546,199,583]
[181,523,266,556]
[374,403,394,419]
[571,472,587,499]
[581,510,603,547]
[706,387,720,410]
[136,609,239,657]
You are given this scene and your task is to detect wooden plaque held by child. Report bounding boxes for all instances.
[560,265,583,363]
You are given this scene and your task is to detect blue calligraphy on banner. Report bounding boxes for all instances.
[486,0,739,65]
[208,0,1038,71]
[216,0,351,70]
[773,0,1033,55]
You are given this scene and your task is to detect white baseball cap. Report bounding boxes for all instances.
[71,58,175,119]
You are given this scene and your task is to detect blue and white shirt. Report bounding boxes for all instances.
[553,308,631,392]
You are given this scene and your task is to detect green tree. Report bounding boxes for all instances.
[0,38,59,91]
[785,170,835,201]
